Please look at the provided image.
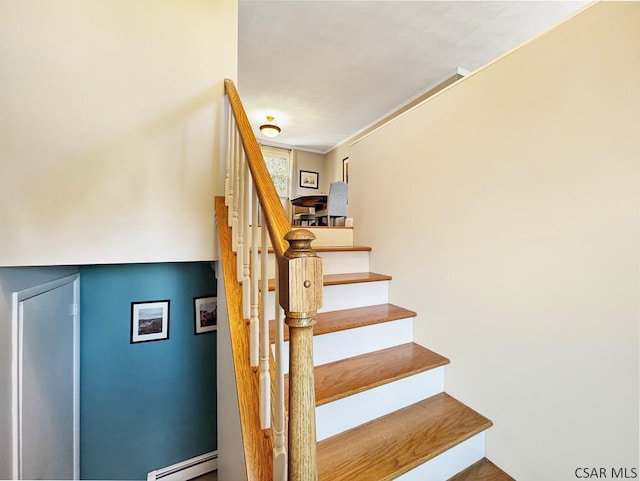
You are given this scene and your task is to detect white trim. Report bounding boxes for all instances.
[261,145,293,198]
[18,301,24,478]
[73,276,81,480]
[147,451,218,481]
[11,273,80,480]
[335,69,463,151]
[11,291,19,480]
[348,2,595,149]
[260,140,326,155]
[15,273,79,302]
[346,70,465,148]
[256,140,327,156]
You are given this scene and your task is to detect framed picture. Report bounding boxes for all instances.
[194,296,217,334]
[131,300,170,344]
[342,157,349,183]
[299,170,319,189]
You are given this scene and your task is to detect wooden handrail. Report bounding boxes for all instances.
[224,78,291,258]
[223,79,320,481]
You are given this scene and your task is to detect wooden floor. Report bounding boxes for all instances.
[191,471,217,481]
[188,460,514,481]
[448,459,515,480]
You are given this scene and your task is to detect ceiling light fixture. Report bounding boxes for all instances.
[259,116,281,138]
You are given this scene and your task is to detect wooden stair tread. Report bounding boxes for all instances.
[448,458,515,481]
[316,245,372,252]
[317,393,493,481]
[262,245,372,253]
[313,343,449,406]
[269,303,416,342]
[318,271,392,285]
[283,343,448,408]
[265,272,391,291]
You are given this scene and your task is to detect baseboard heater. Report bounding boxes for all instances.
[147,451,218,481]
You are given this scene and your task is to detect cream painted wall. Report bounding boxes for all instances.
[294,150,329,196]
[0,0,237,266]
[348,3,639,480]
[325,74,462,187]
[325,144,349,187]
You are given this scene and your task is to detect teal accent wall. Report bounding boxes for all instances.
[80,263,217,480]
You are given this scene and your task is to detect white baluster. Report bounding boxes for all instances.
[243,167,252,344]
[236,152,245,284]
[258,209,271,429]
[225,101,231,206]
[272,263,287,481]
[232,130,241,252]
[249,187,260,370]
[229,125,237,230]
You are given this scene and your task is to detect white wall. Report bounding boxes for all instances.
[348,3,639,479]
[0,0,237,266]
[215,262,248,481]
[0,266,79,479]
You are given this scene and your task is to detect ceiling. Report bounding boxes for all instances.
[238,1,588,153]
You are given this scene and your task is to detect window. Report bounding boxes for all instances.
[261,146,292,198]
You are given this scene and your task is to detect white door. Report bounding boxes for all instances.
[12,274,80,480]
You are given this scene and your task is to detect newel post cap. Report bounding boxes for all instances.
[278,230,323,317]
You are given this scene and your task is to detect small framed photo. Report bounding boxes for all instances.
[194,296,217,334]
[299,170,319,189]
[342,157,349,184]
[131,300,170,344]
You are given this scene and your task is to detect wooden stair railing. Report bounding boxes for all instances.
[222,78,322,481]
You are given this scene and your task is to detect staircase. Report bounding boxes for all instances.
[220,78,514,480]
[264,235,515,480]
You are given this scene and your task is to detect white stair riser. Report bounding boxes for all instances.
[232,226,353,250]
[319,281,389,312]
[297,227,354,247]
[316,367,445,441]
[256,251,370,279]
[276,318,413,373]
[395,432,485,481]
[319,251,370,275]
[265,280,390,319]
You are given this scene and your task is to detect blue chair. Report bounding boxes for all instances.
[316,181,348,226]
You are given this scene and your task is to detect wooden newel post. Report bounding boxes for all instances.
[279,229,323,481]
